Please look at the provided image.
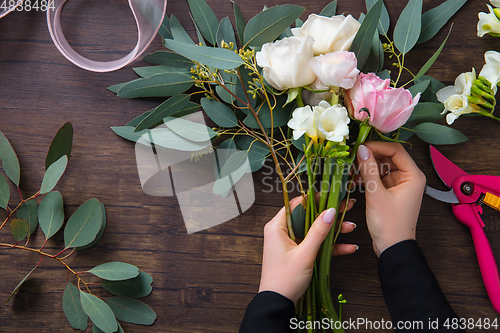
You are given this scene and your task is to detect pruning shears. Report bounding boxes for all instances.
[426,145,500,314]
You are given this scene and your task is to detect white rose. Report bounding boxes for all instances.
[287,105,317,140]
[478,5,500,37]
[479,50,500,93]
[256,36,316,90]
[291,14,360,56]
[314,101,350,142]
[309,51,359,89]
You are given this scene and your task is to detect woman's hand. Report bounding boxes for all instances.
[258,196,357,303]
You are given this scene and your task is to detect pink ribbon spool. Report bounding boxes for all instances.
[45,0,167,72]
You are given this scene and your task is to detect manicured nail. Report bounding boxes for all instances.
[355,245,359,251]
[358,145,370,161]
[345,221,357,229]
[323,208,336,224]
[349,198,357,204]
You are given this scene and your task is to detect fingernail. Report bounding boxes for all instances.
[355,245,359,251]
[323,208,336,224]
[345,221,357,229]
[358,145,370,161]
[349,198,356,204]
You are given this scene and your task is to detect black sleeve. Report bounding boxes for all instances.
[378,239,465,333]
[239,291,295,333]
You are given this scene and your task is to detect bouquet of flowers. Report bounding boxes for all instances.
[108,0,484,330]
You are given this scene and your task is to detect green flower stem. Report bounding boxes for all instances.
[479,110,500,122]
[296,87,304,107]
[318,162,344,333]
[318,158,332,213]
[349,123,372,166]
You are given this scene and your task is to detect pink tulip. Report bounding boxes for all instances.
[345,73,420,133]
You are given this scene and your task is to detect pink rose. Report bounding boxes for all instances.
[309,51,359,89]
[345,73,420,133]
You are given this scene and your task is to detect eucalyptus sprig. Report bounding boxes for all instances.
[0,123,156,333]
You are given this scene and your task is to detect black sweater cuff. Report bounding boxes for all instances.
[378,240,463,332]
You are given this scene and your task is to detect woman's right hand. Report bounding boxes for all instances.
[356,142,426,257]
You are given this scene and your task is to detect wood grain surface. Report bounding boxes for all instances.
[1,0,499,332]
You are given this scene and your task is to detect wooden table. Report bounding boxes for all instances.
[1,0,499,332]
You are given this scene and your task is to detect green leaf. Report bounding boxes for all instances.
[143,51,194,69]
[6,266,37,304]
[191,12,207,46]
[232,0,246,45]
[291,203,306,239]
[158,15,174,40]
[117,72,193,99]
[393,0,422,55]
[63,282,88,331]
[80,291,117,333]
[217,17,237,48]
[105,297,157,325]
[360,30,382,74]
[201,98,238,127]
[107,79,142,94]
[234,136,270,172]
[418,0,466,44]
[169,14,195,44]
[101,271,153,298]
[135,94,191,132]
[10,219,29,242]
[147,127,211,151]
[0,173,9,211]
[366,0,390,35]
[187,0,219,46]
[413,122,467,144]
[216,71,237,104]
[319,1,337,17]
[213,151,249,195]
[216,136,238,167]
[351,0,382,70]
[88,262,139,281]
[243,5,305,47]
[243,99,293,129]
[405,102,445,128]
[236,66,257,108]
[414,26,452,82]
[416,75,446,103]
[295,18,304,28]
[111,126,149,143]
[0,130,20,187]
[17,199,38,235]
[93,323,124,333]
[45,122,73,170]
[292,135,306,151]
[40,155,68,194]
[77,202,106,251]
[408,80,430,98]
[397,127,415,141]
[38,191,65,240]
[133,65,189,78]
[163,39,244,70]
[64,198,103,249]
[377,69,391,80]
[164,116,217,142]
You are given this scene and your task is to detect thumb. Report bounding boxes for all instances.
[299,208,336,259]
[357,144,384,195]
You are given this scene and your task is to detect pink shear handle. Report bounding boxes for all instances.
[453,204,500,313]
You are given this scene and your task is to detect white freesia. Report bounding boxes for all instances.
[256,36,316,90]
[309,51,359,89]
[478,5,500,37]
[437,69,477,124]
[291,14,360,56]
[492,0,500,7]
[287,106,317,140]
[314,101,350,142]
[479,50,500,93]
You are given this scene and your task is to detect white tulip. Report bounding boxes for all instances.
[314,101,350,142]
[478,5,500,37]
[287,106,317,140]
[309,51,359,89]
[479,50,500,93]
[256,36,316,90]
[291,14,360,56]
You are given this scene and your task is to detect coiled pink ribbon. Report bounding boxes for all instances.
[1,0,167,72]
